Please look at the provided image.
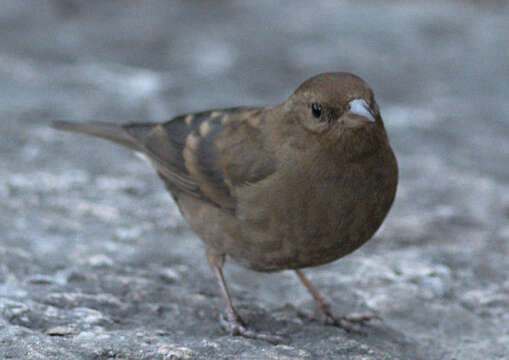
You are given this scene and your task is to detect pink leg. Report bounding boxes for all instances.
[295,269,379,333]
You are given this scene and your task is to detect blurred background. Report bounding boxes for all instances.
[1,1,508,359]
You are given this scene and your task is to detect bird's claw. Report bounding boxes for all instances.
[320,304,380,334]
[219,313,284,344]
[294,302,379,335]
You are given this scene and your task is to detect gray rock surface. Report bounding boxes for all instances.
[1,1,508,359]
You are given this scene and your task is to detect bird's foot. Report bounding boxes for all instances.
[320,305,380,334]
[296,303,380,334]
[219,312,284,344]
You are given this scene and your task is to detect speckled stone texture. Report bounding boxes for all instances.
[1,1,508,359]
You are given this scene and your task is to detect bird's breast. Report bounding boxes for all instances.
[233,145,398,271]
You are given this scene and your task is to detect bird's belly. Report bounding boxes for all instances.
[179,149,398,273]
[236,195,389,272]
[232,154,398,272]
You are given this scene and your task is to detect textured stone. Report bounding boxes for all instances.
[1,1,508,359]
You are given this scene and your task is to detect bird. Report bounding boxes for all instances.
[52,72,398,343]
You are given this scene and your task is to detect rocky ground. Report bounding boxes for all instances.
[1,1,508,359]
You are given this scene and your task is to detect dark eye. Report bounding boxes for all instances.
[311,103,322,118]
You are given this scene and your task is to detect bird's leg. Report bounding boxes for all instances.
[295,269,379,333]
[206,248,283,344]
[207,249,244,328]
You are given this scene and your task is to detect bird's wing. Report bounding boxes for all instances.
[53,107,277,211]
[158,107,277,211]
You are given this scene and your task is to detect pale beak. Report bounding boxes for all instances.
[348,99,375,122]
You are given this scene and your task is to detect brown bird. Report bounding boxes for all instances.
[52,72,398,343]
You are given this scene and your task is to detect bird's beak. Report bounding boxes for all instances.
[347,99,376,123]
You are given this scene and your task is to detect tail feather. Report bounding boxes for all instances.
[52,121,145,151]
[52,120,200,195]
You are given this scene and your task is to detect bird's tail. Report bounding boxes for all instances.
[51,121,153,151]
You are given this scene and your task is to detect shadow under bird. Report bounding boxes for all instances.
[52,72,398,343]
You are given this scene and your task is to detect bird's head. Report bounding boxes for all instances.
[282,72,388,160]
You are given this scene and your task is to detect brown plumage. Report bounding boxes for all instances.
[52,72,398,343]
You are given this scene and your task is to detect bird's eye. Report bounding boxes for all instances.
[311,103,322,118]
